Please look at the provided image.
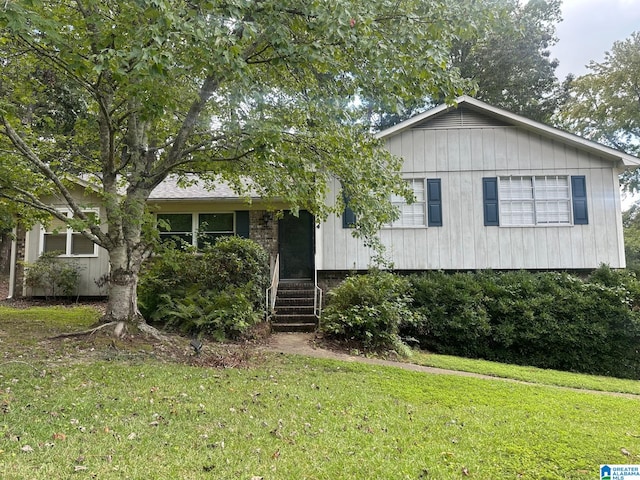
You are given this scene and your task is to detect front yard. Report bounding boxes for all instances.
[1,305,639,479]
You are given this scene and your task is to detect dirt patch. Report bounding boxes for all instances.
[0,275,8,300]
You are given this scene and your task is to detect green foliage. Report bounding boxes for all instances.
[451,0,565,123]
[623,205,640,274]
[22,251,82,299]
[407,271,491,356]
[372,0,565,129]
[403,269,640,378]
[321,271,415,349]
[0,0,487,324]
[138,237,269,339]
[152,286,261,341]
[560,32,640,191]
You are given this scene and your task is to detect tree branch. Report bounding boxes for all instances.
[0,117,108,247]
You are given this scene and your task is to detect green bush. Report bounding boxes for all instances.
[404,271,491,357]
[138,237,269,339]
[23,251,82,299]
[321,271,415,349]
[151,286,261,341]
[403,269,640,379]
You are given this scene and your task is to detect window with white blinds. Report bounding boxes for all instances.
[499,176,571,226]
[390,179,426,227]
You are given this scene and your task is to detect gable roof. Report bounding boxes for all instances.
[376,95,640,168]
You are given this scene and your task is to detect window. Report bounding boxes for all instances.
[157,212,235,249]
[197,213,234,248]
[42,209,99,256]
[390,179,426,227]
[157,213,194,246]
[483,175,587,227]
[386,178,442,228]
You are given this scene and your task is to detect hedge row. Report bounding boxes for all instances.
[322,267,640,379]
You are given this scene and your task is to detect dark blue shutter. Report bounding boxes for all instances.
[571,176,588,225]
[236,211,250,238]
[483,177,499,226]
[427,179,442,227]
[342,193,356,228]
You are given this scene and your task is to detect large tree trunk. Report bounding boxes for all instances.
[103,242,168,341]
[104,243,144,325]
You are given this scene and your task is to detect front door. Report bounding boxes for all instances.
[278,210,314,279]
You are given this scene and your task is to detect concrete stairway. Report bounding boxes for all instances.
[271,280,317,332]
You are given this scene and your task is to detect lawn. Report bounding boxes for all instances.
[1,305,640,479]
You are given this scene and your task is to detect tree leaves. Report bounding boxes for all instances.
[560,32,640,193]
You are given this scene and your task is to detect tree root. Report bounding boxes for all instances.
[51,321,169,342]
[137,322,169,342]
[51,322,119,339]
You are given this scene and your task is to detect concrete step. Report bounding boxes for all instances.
[271,322,317,333]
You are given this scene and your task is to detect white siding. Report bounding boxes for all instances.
[319,126,627,271]
[24,188,109,296]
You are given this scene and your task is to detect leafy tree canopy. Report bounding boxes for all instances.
[372,0,564,130]
[0,0,483,324]
[560,32,640,192]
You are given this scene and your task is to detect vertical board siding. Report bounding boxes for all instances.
[321,127,626,270]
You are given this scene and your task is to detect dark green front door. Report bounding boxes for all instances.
[278,210,314,279]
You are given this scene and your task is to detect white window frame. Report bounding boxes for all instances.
[156,212,235,249]
[498,175,572,227]
[387,178,427,228]
[39,208,100,257]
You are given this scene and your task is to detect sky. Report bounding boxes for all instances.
[551,0,640,80]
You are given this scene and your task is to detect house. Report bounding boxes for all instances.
[7,96,640,303]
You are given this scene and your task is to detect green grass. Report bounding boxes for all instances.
[1,305,640,479]
[411,351,640,395]
[1,355,639,479]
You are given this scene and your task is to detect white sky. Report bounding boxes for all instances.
[551,0,640,80]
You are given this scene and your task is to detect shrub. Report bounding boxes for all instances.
[404,271,490,357]
[321,271,415,349]
[151,285,261,341]
[138,237,270,339]
[404,269,640,378]
[23,252,82,299]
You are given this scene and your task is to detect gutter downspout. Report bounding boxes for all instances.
[7,226,17,299]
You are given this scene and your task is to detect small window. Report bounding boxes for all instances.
[42,209,99,257]
[390,179,426,227]
[157,213,194,246]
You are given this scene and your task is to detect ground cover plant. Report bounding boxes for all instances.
[1,306,640,479]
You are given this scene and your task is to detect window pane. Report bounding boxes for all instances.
[391,179,426,227]
[199,213,233,232]
[534,176,571,224]
[71,234,95,255]
[159,233,193,247]
[500,177,533,200]
[501,201,535,225]
[43,234,67,253]
[157,213,192,233]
